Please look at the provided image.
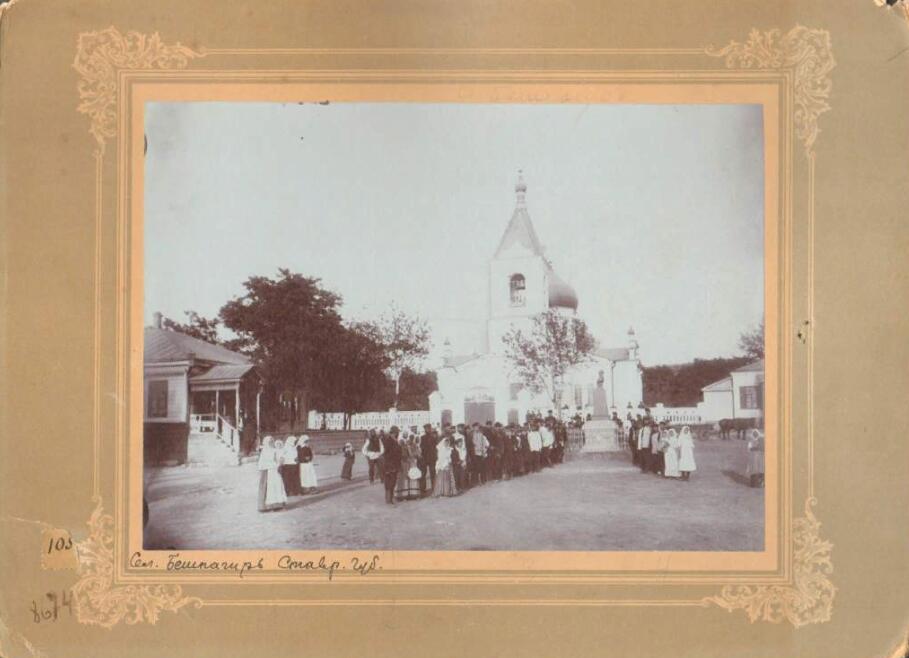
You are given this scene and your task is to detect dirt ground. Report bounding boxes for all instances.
[144,438,763,551]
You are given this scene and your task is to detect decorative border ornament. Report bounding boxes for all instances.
[72,498,202,629]
[72,28,203,154]
[706,498,835,627]
[707,25,835,155]
[70,25,835,629]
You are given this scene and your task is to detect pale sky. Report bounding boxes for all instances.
[144,102,764,366]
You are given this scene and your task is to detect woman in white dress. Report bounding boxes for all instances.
[257,436,287,512]
[663,428,681,478]
[297,435,319,493]
[678,425,697,481]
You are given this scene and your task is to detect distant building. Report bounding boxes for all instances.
[429,174,643,426]
[698,359,765,422]
[144,313,261,465]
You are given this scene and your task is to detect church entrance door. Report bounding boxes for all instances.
[464,400,496,426]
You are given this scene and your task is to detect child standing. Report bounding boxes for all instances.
[341,442,356,480]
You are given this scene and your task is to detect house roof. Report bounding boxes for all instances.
[733,359,765,373]
[190,363,256,383]
[702,377,733,392]
[144,326,250,365]
[595,347,631,362]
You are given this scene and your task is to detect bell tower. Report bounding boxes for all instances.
[486,172,550,353]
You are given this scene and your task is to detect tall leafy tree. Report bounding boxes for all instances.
[371,305,432,409]
[219,269,344,425]
[313,322,391,426]
[738,318,765,361]
[501,309,596,414]
[162,311,222,344]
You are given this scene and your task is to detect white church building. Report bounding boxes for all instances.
[428,175,643,427]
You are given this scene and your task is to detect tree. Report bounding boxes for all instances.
[313,322,390,427]
[738,318,765,361]
[642,356,751,407]
[371,305,432,409]
[501,309,597,414]
[362,367,438,412]
[219,269,345,426]
[162,311,222,344]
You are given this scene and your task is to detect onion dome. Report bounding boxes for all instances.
[548,271,579,310]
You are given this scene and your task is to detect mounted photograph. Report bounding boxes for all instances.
[141,101,767,552]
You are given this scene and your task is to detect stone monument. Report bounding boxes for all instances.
[581,371,621,453]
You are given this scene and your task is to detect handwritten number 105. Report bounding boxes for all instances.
[47,536,73,554]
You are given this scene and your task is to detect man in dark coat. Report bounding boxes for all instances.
[500,422,514,480]
[487,421,505,480]
[457,423,474,490]
[420,423,438,495]
[381,426,403,505]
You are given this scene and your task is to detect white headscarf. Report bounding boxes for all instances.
[283,436,298,461]
[257,436,275,470]
[679,426,693,446]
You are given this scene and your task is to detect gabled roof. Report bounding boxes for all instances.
[494,204,545,258]
[190,363,256,383]
[733,359,765,373]
[702,377,733,392]
[595,347,631,362]
[144,326,250,365]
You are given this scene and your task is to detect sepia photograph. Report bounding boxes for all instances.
[141,101,767,552]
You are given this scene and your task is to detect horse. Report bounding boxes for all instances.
[718,417,756,440]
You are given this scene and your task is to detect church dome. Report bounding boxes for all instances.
[548,272,579,310]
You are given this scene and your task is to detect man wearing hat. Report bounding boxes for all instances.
[381,426,403,505]
[419,423,438,495]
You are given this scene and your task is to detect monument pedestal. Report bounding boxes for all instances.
[581,417,620,453]
[583,375,620,452]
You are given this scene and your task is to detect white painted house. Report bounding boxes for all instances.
[697,359,765,422]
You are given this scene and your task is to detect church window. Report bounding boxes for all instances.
[574,385,583,408]
[509,274,526,306]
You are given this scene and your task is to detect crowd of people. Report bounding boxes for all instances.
[256,435,319,512]
[255,409,765,512]
[361,414,573,505]
[622,414,697,480]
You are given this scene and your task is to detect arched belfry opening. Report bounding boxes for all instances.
[509,273,526,306]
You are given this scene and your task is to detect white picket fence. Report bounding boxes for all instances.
[307,409,431,431]
[648,404,703,425]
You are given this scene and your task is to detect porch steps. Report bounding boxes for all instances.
[187,432,241,467]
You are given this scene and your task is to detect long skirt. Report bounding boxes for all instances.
[433,466,458,497]
[341,455,355,480]
[259,469,286,512]
[679,446,697,472]
[281,463,301,496]
[299,462,318,490]
[746,450,764,476]
[396,465,421,500]
[663,447,681,478]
